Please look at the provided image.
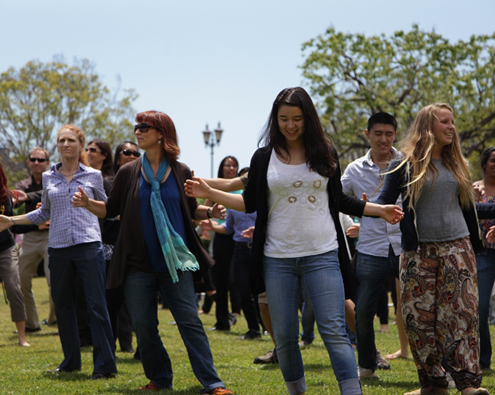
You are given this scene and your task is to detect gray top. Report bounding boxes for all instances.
[415,159,469,242]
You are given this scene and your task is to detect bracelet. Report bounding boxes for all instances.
[11,217,17,226]
[206,207,212,219]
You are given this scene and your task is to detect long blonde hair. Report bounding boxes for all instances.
[395,103,474,209]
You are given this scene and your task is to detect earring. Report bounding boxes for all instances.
[158,140,162,144]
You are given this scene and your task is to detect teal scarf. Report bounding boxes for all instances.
[142,154,199,282]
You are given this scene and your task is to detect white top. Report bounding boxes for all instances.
[264,149,338,258]
[341,148,402,257]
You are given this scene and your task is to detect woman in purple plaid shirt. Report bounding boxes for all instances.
[0,124,117,380]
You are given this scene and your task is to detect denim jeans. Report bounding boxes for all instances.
[300,283,316,344]
[124,271,224,392]
[476,248,495,369]
[354,246,399,371]
[48,242,117,374]
[264,250,361,395]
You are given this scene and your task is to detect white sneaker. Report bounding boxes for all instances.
[358,366,378,379]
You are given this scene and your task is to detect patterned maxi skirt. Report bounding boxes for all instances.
[400,237,482,390]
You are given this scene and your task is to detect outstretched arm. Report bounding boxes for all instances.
[363,202,404,225]
[72,186,107,218]
[185,177,246,212]
[0,214,32,232]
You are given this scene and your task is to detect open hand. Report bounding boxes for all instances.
[199,220,213,231]
[241,226,255,239]
[185,177,211,199]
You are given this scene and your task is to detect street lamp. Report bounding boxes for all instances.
[202,122,223,178]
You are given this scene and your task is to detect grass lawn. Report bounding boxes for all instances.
[0,277,493,394]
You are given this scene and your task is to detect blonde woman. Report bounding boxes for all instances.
[376,103,493,395]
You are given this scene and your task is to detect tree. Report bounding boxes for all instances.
[300,25,495,177]
[0,56,138,185]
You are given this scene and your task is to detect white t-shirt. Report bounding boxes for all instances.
[264,149,338,258]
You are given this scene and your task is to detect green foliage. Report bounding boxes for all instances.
[301,25,495,175]
[1,278,493,394]
[0,56,138,186]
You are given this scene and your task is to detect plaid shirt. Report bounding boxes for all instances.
[27,163,106,248]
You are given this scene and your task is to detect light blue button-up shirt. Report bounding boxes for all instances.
[341,149,402,257]
[27,163,106,249]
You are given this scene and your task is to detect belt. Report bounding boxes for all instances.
[235,241,252,249]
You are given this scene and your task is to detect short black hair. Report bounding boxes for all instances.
[367,112,397,132]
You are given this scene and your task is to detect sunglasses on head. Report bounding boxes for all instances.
[134,123,153,133]
[29,157,47,163]
[121,150,141,157]
[85,147,101,153]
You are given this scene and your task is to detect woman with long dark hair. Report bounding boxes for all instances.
[0,125,117,378]
[86,139,113,177]
[376,103,491,395]
[0,164,30,347]
[185,87,403,395]
[474,147,495,372]
[72,111,233,394]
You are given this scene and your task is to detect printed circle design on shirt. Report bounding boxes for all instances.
[293,180,303,188]
[288,196,297,203]
[313,180,322,188]
[308,195,316,204]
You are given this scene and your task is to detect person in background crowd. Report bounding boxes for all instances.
[473,146,495,371]
[0,125,117,379]
[185,86,404,395]
[206,155,242,331]
[341,112,408,378]
[86,139,113,178]
[200,166,263,340]
[14,147,55,331]
[72,110,233,394]
[376,103,492,395]
[0,163,30,347]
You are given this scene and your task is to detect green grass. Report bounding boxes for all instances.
[0,277,494,394]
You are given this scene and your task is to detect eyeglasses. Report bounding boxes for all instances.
[134,123,153,133]
[29,158,48,163]
[121,150,141,158]
[85,147,101,153]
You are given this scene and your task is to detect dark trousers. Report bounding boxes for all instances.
[48,242,116,374]
[211,233,236,329]
[233,243,260,331]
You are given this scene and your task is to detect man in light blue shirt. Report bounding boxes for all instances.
[341,112,406,379]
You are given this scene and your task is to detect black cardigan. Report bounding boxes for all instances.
[243,146,366,296]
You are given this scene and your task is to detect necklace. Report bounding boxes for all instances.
[58,168,77,178]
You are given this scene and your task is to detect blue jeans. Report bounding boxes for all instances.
[48,242,117,374]
[476,248,495,369]
[354,246,399,371]
[300,283,316,344]
[264,251,361,395]
[124,271,224,392]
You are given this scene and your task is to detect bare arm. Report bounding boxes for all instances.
[72,186,108,218]
[0,214,32,232]
[194,203,227,220]
[202,177,245,192]
[199,219,227,234]
[363,201,403,224]
[185,177,246,212]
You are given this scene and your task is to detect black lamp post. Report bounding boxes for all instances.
[202,122,223,178]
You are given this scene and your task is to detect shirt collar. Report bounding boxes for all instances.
[364,148,399,167]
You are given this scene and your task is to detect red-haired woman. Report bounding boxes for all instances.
[0,164,30,347]
[72,111,233,394]
[0,125,117,379]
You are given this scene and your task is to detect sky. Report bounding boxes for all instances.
[2,0,495,177]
